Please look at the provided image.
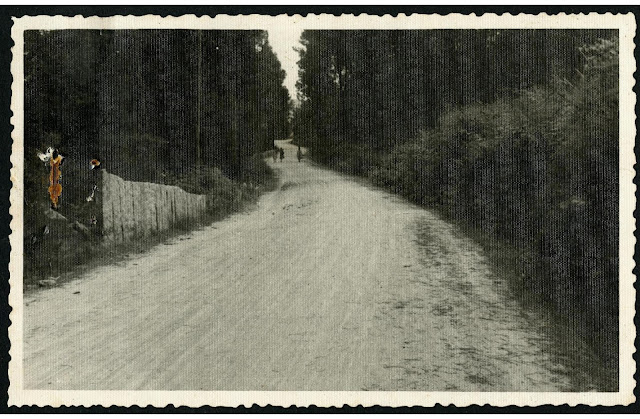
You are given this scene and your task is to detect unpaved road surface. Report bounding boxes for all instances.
[25,140,586,391]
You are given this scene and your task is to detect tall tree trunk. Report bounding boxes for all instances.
[195,30,202,166]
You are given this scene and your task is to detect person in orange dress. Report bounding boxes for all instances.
[48,149,64,210]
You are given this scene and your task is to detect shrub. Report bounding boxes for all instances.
[168,157,275,219]
[167,166,241,217]
[239,154,277,190]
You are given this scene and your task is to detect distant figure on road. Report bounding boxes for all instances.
[272,148,278,163]
[297,145,303,162]
[279,148,285,162]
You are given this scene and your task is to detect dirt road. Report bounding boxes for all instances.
[24,139,586,391]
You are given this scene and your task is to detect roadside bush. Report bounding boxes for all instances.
[168,166,242,218]
[168,156,275,220]
[239,154,277,191]
[314,142,381,177]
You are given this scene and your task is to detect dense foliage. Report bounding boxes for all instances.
[294,31,619,372]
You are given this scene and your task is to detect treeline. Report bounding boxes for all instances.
[25,29,290,206]
[294,30,618,375]
[294,30,614,151]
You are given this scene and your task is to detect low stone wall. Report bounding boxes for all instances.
[98,170,207,243]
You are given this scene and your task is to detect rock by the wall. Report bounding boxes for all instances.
[99,170,207,243]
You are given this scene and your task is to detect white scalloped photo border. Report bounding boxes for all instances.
[8,12,637,408]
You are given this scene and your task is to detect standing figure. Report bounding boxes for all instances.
[272,148,278,163]
[279,147,285,162]
[48,149,64,210]
[297,145,303,162]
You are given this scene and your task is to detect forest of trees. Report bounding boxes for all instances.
[293,30,619,374]
[24,30,290,280]
[293,30,614,151]
[25,29,290,206]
